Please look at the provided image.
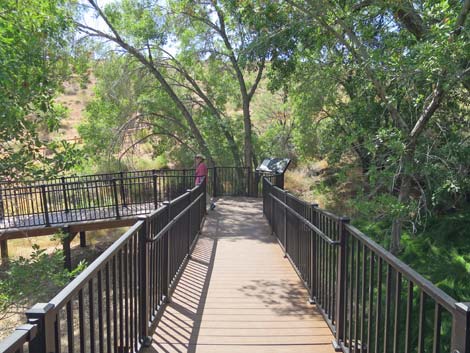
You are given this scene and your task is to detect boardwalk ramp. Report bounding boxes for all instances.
[144,197,334,353]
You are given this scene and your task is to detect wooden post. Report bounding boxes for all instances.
[79,231,86,248]
[1,239,8,265]
[62,227,74,270]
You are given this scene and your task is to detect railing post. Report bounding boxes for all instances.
[186,189,193,255]
[61,177,69,213]
[26,303,56,353]
[247,168,252,196]
[119,172,126,207]
[283,190,288,256]
[152,172,158,209]
[40,185,50,227]
[138,216,152,347]
[111,179,120,219]
[452,302,470,353]
[334,216,350,351]
[309,203,319,304]
[0,186,4,220]
[276,173,285,189]
[270,188,274,234]
[163,201,171,303]
[212,167,217,198]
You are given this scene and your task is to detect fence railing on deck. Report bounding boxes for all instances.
[0,167,281,230]
[0,179,206,353]
[263,177,470,353]
[0,172,194,229]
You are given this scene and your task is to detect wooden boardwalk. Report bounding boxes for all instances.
[143,197,335,353]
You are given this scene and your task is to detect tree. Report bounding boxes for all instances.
[76,0,278,168]
[0,0,80,180]
[264,0,470,252]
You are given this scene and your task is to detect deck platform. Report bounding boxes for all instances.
[143,197,335,353]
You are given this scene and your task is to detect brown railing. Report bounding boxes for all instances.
[0,167,281,230]
[0,179,206,353]
[0,171,194,229]
[263,177,470,353]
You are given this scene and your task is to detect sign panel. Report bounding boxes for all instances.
[256,158,291,174]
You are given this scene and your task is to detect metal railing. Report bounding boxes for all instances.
[0,167,281,230]
[0,172,194,229]
[263,177,470,353]
[0,179,206,353]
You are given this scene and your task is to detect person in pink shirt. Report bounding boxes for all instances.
[194,154,208,185]
[194,154,216,210]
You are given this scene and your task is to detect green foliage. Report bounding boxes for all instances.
[0,244,86,318]
[263,0,470,246]
[0,0,81,180]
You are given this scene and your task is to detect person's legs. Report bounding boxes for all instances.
[207,193,216,210]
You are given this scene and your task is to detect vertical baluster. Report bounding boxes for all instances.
[383,265,392,353]
[367,252,374,353]
[105,262,112,353]
[374,258,383,353]
[89,280,95,353]
[97,271,104,353]
[113,257,118,353]
[360,245,367,352]
[393,272,402,353]
[432,303,442,353]
[418,291,426,353]
[78,289,85,353]
[66,301,74,353]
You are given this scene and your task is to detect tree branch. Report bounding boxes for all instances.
[248,59,265,101]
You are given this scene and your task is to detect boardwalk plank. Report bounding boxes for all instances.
[143,197,336,353]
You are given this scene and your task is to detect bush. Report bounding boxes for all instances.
[0,244,86,319]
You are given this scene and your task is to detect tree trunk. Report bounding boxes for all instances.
[242,98,253,168]
[390,148,414,254]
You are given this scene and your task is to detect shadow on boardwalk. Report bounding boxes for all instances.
[143,197,334,353]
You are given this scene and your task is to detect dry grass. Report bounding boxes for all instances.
[284,160,329,207]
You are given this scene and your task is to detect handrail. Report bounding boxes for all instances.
[49,220,144,309]
[345,223,457,312]
[0,173,194,191]
[0,177,207,353]
[0,168,197,186]
[0,166,269,231]
[269,192,339,245]
[146,193,204,243]
[0,324,37,353]
[262,176,470,353]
